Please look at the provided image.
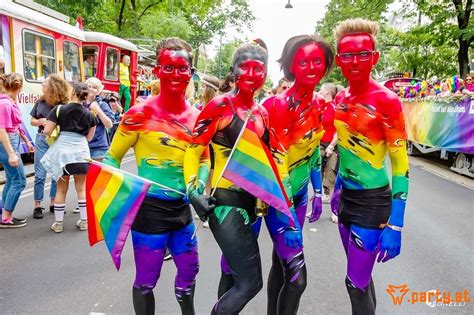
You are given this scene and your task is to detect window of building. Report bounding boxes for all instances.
[83,45,98,79]
[63,41,81,82]
[104,47,119,81]
[23,30,56,82]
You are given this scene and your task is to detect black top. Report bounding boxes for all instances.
[212,98,270,149]
[47,103,98,136]
[30,99,55,133]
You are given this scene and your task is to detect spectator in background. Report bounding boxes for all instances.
[150,79,160,96]
[0,73,34,228]
[219,73,235,94]
[318,83,339,223]
[106,92,122,141]
[85,77,114,162]
[464,74,474,92]
[84,54,96,78]
[275,77,292,94]
[30,74,70,219]
[41,83,97,233]
[119,55,132,112]
[195,74,220,110]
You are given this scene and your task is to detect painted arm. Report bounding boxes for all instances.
[308,146,323,222]
[378,96,410,263]
[183,102,221,220]
[330,173,343,216]
[103,110,139,168]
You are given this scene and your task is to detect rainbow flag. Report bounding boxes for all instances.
[86,162,151,270]
[222,123,295,227]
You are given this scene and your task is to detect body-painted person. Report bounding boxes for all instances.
[332,19,409,315]
[184,43,269,314]
[103,38,209,315]
[261,35,334,315]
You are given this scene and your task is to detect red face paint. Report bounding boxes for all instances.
[158,49,192,94]
[336,34,378,84]
[291,42,326,87]
[234,59,266,92]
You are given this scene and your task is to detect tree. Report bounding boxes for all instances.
[413,0,473,77]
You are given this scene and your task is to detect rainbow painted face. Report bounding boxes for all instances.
[336,33,379,83]
[234,59,266,92]
[291,42,326,87]
[158,49,192,94]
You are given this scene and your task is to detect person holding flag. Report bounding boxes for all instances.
[261,34,334,315]
[103,38,209,315]
[184,42,283,314]
[332,19,409,314]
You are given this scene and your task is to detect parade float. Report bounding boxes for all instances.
[384,77,474,178]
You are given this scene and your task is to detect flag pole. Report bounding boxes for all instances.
[86,159,186,196]
[192,110,252,240]
[210,110,252,197]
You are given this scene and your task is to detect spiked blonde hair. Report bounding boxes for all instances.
[334,18,380,50]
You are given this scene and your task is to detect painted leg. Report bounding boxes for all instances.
[267,250,283,315]
[218,256,234,299]
[168,223,199,315]
[132,230,168,315]
[265,206,307,315]
[345,225,381,315]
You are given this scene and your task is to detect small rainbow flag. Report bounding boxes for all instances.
[222,121,295,227]
[86,162,151,270]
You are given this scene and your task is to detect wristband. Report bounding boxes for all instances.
[387,224,403,232]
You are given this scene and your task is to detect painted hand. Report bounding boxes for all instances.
[284,227,303,249]
[308,193,323,223]
[377,227,401,263]
[330,186,341,216]
[189,194,216,222]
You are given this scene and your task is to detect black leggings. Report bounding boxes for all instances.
[208,206,263,314]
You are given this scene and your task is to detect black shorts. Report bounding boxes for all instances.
[132,196,192,234]
[338,185,391,229]
[63,162,90,176]
[213,188,257,223]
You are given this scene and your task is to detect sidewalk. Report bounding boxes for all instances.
[0,163,36,185]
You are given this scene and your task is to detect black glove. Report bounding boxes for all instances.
[189,194,216,221]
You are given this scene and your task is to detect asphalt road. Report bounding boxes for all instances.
[0,156,473,315]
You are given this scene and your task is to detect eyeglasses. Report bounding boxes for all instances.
[281,86,289,90]
[337,51,376,63]
[160,64,192,74]
[466,77,473,82]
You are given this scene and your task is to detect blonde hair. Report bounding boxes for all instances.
[150,80,160,96]
[85,77,104,92]
[334,18,380,50]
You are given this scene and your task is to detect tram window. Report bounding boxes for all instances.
[63,41,81,82]
[83,45,98,79]
[105,48,119,81]
[23,31,56,82]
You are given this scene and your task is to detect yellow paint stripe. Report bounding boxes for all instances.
[95,171,124,221]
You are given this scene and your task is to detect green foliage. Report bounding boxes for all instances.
[34,0,254,66]
[316,0,472,81]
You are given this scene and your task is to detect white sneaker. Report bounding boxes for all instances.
[305,211,311,219]
[51,221,63,233]
[322,194,330,204]
[194,214,200,220]
[331,214,338,224]
[76,219,87,231]
[203,221,209,228]
[73,206,80,214]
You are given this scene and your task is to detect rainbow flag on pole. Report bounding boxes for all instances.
[222,121,295,227]
[86,162,151,270]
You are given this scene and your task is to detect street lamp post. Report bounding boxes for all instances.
[285,0,293,9]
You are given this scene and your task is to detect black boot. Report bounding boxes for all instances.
[176,282,196,315]
[133,287,155,315]
[345,277,375,315]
